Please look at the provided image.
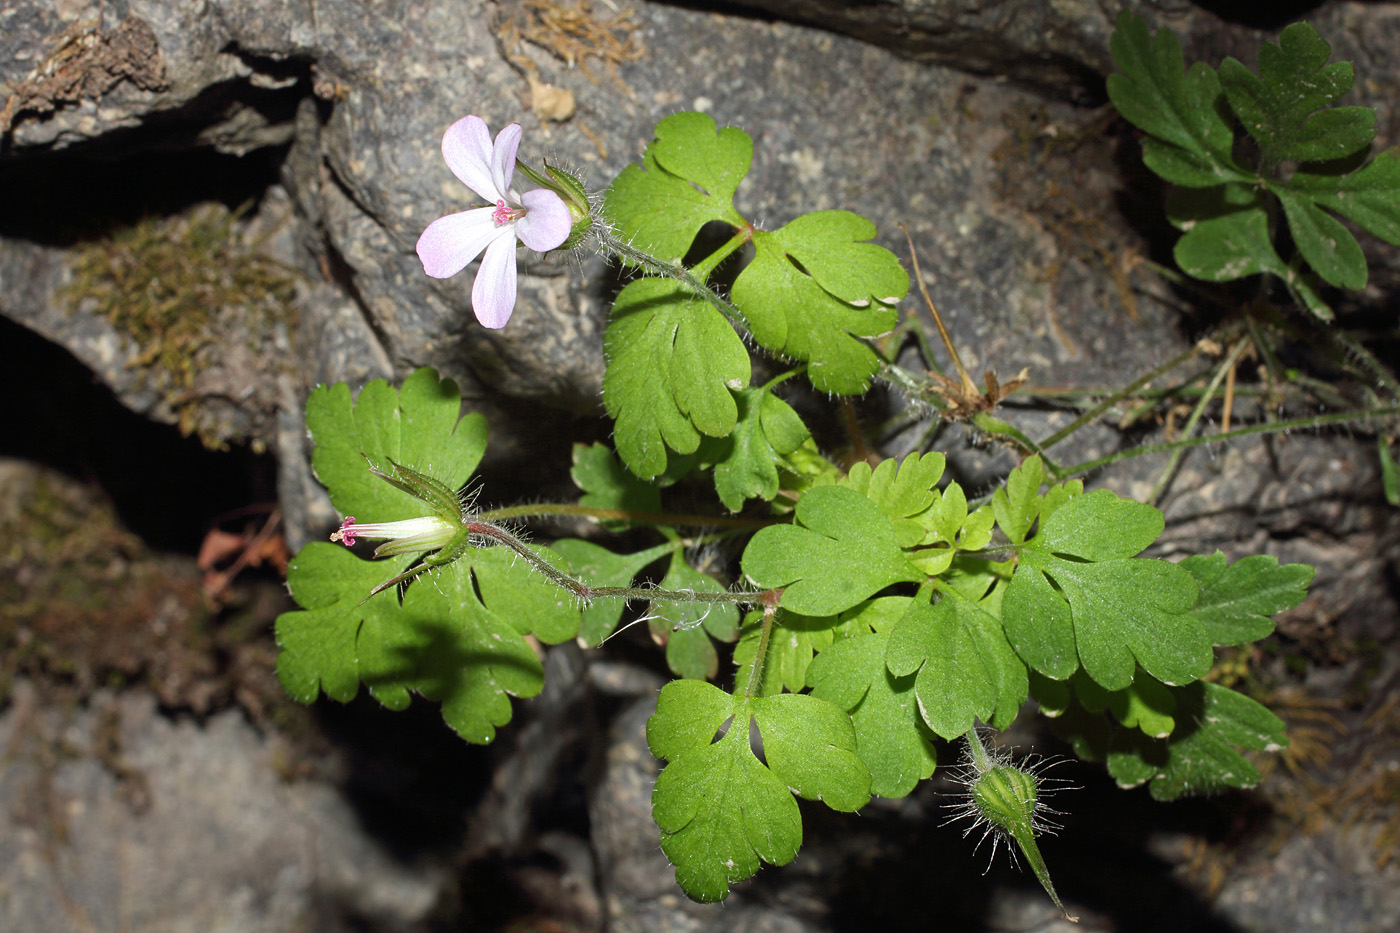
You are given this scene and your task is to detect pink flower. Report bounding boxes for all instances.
[330,514,456,557]
[416,115,573,328]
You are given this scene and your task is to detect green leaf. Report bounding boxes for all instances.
[357,560,545,743]
[711,386,810,512]
[991,455,1044,545]
[1107,11,1242,187]
[742,485,923,616]
[807,626,937,798]
[647,680,864,902]
[844,453,946,548]
[1274,188,1368,289]
[1034,488,1164,561]
[276,543,546,745]
[1106,682,1288,800]
[571,442,661,528]
[602,276,751,479]
[1292,148,1400,246]
[1001,561,1078,681]
[603,112,750,263]
[1029,553,1209,690]
[1073,670,1177,739]
[1038,479,1083,526]
[470,544,579,645]
[1174,205,1291,283]
[752,693,871,812]
[733,609,842,695]
[733,212,905,395]
[307,367,487,522]
[275,542,413,704]
[1005,487,1211,689]
[1178,551,1314,645]
[1218,22,1374,167]
[886,589,1027,739]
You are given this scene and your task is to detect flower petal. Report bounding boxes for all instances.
[515,189,573,252]
[472,231,519,328]
[416,208,509,278]
[442,115,502,202]
[490,123,522,204]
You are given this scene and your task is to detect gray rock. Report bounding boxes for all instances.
[0,682,445,932]
[3,1,1399,929]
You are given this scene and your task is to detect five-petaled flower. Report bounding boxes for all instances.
[416,115,572,328]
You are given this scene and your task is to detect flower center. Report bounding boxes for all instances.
[492,199,524,225]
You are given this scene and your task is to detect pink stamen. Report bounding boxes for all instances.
[331,516,358,546]
[492,199,515,225]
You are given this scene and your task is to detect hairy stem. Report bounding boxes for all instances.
[480,502,770,530]
[463,520,776,608]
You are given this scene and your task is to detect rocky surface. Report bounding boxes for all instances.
[3,0,1399,931]
[0,682,445,932]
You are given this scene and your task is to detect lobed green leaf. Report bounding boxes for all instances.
[742,485,923,616]
[1106,11,1241,187]
[602,276,750,479]
[306,368,487,522]
[886,589,1027,738]
[807,624,937,799]
[1106,681,1287,800]
[603,112,750,263]
[733,214,903,395]
[710,386,810,511]
[1178,551,1314,645]
[1218,22,1374,167]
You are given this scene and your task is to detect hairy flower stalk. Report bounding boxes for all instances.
[946,726,1077,923]
[338,456,779,611]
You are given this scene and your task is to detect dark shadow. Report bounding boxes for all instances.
[0,316,277,552]
[815,746,1260,932]
[314,691,495,856]
[1195,0,1329,29]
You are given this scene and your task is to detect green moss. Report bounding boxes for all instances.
[64,202,299,449]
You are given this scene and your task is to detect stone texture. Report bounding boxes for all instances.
[0,682,445,932]
[2,0,1399,930]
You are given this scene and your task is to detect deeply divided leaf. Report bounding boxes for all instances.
[1218,22,1374,167]
[1107,11,1241,187]
[733,212,904,395]
[646,680,868,902]
[742,485,923,616]
[807,624,937,798]
[603,111,750,262]
[571,442,661,527]
[306,367,487,521]
[603,276,750,479]
[886,590,1027,738]
[1179,551,1314,645]
[275,544,547,744]
[1106,682,1288,800]
[710,386,810,511]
